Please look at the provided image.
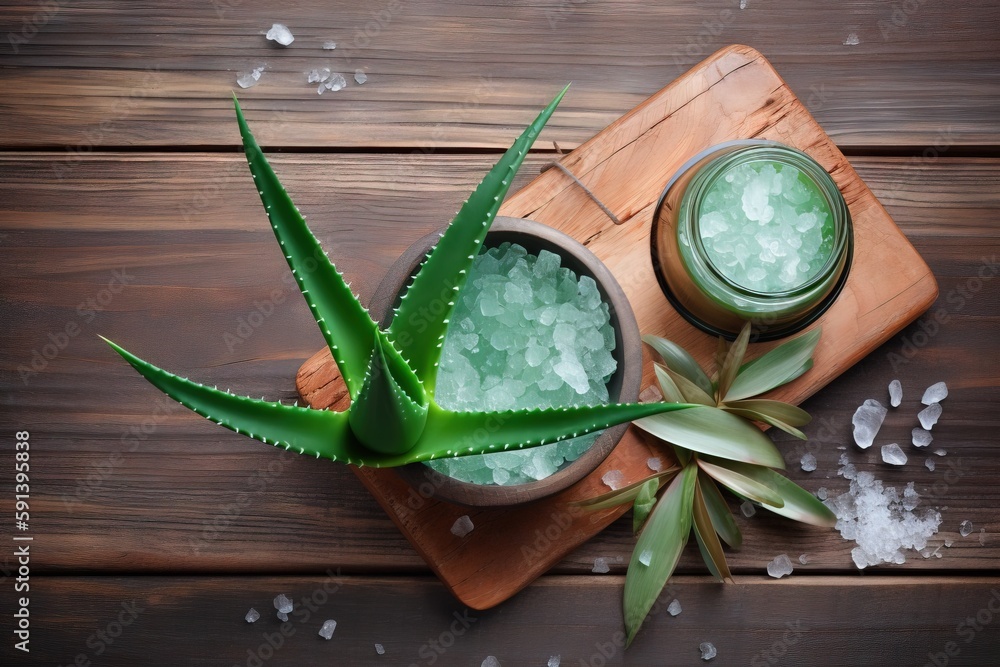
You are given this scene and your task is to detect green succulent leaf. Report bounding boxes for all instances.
[716,322,750,401]
[697,470,742,549]
[657,363,715,406]
[574,468,679,511]
[389,86,569,396]
[719,463,837,527]
[696,457,785,508]
[722,399,811,439]
[726,327,821,401]
[102,337,359,461]
[653,363,685,403]
[633,405,785,469]
[624,463,696,646]
[633,477,661,533]
[642,334,714,398]
[348,336,429,455]
[692,479,733,583]
[235,96,418,401]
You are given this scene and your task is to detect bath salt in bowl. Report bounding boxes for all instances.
[369,217,643,506]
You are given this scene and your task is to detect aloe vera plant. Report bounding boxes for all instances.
[102,89,699,468]
[578,323,836,645]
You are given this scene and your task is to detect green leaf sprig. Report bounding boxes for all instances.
[578,323,836,645]
[101,89,705,468]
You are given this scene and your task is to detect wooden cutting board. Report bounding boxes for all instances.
[295,44,938,610]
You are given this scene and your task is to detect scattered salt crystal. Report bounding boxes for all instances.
[925,458,936,471]
[934,448,947,457]
[602,469,625,490]
[921,381,948,405]
[307,67,331,84]
[767,554,794,578]
[318,619,337,640]
[816,487,828,500]
[265,23,294,46]
[236,65,266,89]
[881,443,907,466]
[354,70,368,85]
[647,457,664,472]
[800,452,817,472]
[273,593,293,614]
[639,548,653,566]
[918,403,942,430]
[843,32,860,46]
[548,656,561,667]
[829,458,941,568]
[699,641,717,661]
[852,400,887,448]
[322,40,337,50]
[592,557,610,574]
[739,0,748,8]
[375,642,385,655]
[667,599,682,616]
[960,520,973,537]
[741,500,756,517]
[318,72,348,94]
[245,608,260,623]
[912,428,933,448]
[888,379,903,407]
[902,482,919,511]
[980,529,987,546]
[482,656,501,667]
[451,515,475,538]
[945,539,954,547]
[277,611,288,621]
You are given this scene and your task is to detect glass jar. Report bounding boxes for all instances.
[651,140,853,340]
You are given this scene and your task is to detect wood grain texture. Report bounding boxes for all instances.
[0,1,998,149]
[1,151,997,580]
[296,45,947,608]
[24,575,1000,666]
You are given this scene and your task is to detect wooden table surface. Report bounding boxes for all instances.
[1,2,998,665]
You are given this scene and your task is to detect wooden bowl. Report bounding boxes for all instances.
[369,216,643,507]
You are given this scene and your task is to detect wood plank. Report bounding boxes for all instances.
[25,574,1000,666]
[0,152,997,578]
[0,1,998,149]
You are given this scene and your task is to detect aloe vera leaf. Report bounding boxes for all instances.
[235,97,416,401]
[641,334,714,398]
[722,399,810,439]
[726,327,821,401]
[623,463,696,646]
[102,337,359,461]
[716,322,750,401]
[717,463,837,527]
[389,400,691,465]
[633,405,785,469]
[348,336,429,455]
[388,86,569,396]
[696,457,785,508]
[692,479,733,583]
[574,469,679,511]
[632,477,660,534]
[697,470,742,549]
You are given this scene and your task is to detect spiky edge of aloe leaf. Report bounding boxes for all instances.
[234,96,419,402]
[624,463,696,646]
[348,335,429,455]
[387,85,570,397]
[102,337,358,461]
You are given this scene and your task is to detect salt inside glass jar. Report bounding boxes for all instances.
[651,140,853,340]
